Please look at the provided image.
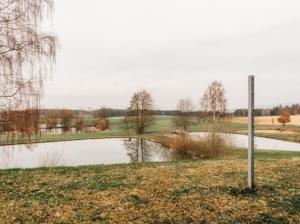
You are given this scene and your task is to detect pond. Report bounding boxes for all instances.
[190,132,300,151]
[1,133,300,169]
[0,138,176,169]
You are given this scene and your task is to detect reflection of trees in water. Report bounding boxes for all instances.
[0,145,33,168]
[124,138,152,162]
[0,146,11,168]
[0,144,63,169]
[24,143,38,151]
[0,145,26,167]
[123,138,185,163]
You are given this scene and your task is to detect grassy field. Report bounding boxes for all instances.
[0,150,299,223]
[233,115,300,126]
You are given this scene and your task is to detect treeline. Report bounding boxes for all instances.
[39,109,125,118]
[234,104,300,117]
[41,108,111,132]
[0,109,40,137]
[39,109,180,118]
[40,109,227,118]
[0,107,112,140]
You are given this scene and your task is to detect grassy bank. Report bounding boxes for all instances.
[0,151,299,223]
[1,116,300,145]
[249,133,300,143]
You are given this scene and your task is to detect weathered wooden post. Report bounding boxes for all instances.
[248,75,255,190]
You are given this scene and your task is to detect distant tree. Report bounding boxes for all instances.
[125,90,154,134]
[94,107,111,131]
[45,112,58,130]
[234,109,248,117]
[96,119,110,131]
[173,98,195,132]
[2,109,40,142]
[60,110,74,132]
[270,105,282,116]
[93,107,111,119]
[290,104,300,115]
[254,109,263,116]
[201,81,227,121]
[277,110,291,126]
[269,104,300,116]
[74,118,84,132]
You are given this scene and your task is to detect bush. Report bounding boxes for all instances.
[159,133,225,158]
[96,119,110,131]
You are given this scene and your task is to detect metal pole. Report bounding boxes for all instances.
[248,75,255,190]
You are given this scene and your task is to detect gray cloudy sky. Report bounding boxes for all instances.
[42,0,300,110]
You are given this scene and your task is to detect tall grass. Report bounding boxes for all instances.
[39,151,63,167]
[159,133,225,158]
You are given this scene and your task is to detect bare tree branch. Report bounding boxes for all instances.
[0,0,56,144]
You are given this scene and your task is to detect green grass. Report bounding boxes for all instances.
[251,133,300,143]
[0,155,299,223]
[231,148,300,159]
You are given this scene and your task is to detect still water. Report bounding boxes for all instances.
[190,132,300,151]
[0,138,174,169]
[1,133,300,169]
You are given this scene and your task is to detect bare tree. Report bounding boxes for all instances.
[74,117,84,132]
[125,90,154,135]
[93,107,111,131]
[0,0,56,142]
[201,81,227,121]
[173,98,195,132]
[0,107,40,143]
[45,111,58,131]
[60,110,74,133]
[93,107,111,119]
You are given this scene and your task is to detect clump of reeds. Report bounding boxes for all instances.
[159,133,225,158]
[39,151,63,167]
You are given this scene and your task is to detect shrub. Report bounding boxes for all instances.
[96,119,110,131]
[158,133,225,158]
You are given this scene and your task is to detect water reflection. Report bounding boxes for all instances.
[24,143,38,151]
[0,138,175,169]
[124,138,176,162]
[1,135,299,169]
[124,138,152,162]
[0,144,64,169]
[190,132,300,151]
[124,138,192,162]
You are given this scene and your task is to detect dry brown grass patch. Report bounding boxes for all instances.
[159,134,225,158]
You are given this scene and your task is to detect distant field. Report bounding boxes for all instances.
[233,115,300,126]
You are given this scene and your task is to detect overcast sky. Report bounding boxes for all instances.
[42,0,300,110]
